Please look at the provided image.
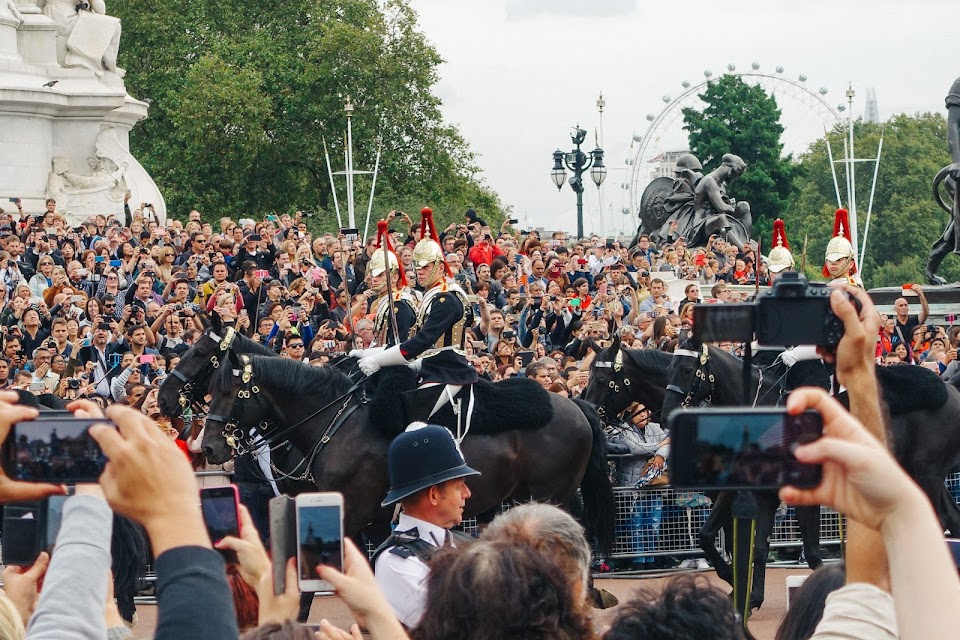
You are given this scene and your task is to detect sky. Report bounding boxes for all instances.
[408,0,955,238]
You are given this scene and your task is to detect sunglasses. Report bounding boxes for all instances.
[288,343,305,348]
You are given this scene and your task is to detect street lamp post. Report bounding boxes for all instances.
[551,126,606,239]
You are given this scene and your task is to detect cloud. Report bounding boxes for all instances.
[505,0,637,20]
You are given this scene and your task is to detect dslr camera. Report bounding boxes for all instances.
[694,272,856,347]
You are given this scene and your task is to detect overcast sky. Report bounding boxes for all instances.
[408,0,954,237]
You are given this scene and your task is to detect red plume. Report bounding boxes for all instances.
[419,207,452,277]
[772,218,790,249]
[375,219,407,288]
[832,208,850,238]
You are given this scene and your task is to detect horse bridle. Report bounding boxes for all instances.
[204,355,367,483]
[666,345,716,408]
[594,349,633,423]
[168,326,237,415]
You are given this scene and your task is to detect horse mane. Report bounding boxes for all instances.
[230,331,276,357]
[213,354,354,400]
[622,347,673,375]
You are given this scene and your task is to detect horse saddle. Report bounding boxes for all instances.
[366,366,555,437]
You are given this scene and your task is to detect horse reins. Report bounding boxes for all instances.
[593,348,633,424]
[205,355,368,483]
[668,345,717,408]
[170,326,238,416]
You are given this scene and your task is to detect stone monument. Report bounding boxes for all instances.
[0,0,165,224]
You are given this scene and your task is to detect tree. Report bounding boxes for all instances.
[682,75,798,237]
[786,112,958,288]
[110,0,504,230]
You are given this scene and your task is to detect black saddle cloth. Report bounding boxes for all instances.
[366,366,554,437]
[876,363,948,416]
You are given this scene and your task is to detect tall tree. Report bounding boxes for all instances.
[787,112,956,288]
[110,0,503,230]
[682,75,798,238]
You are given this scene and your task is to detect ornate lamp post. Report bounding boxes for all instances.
[551,126,606,239]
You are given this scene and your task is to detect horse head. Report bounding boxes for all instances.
[202,349,273,464]
[158,312,237,417]
[582,334,635,422]
[662,337,713,420]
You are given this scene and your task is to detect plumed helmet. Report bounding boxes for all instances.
[368,244,400,278]
[412,207,450,276]
[381,423,480,506]
[675,153,703,172]
[825,208,855,261]
[767,218,795,273]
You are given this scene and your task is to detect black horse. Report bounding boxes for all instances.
[583,338,822,612]
[662,338,960,609]
[201,350,616,551]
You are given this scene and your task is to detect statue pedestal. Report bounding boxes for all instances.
[0,9,165,225]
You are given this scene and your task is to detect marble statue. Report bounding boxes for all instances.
[42,0,123,77]
[0,0,23,23]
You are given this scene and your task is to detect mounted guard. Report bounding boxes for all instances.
[367,219,417,346]
[766,218,795,280]
[356,208,477,430]
[822,208,863,288]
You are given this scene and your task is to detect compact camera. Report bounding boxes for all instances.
[693,272,857,347]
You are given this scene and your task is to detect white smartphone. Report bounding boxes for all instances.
[295,492,344,592]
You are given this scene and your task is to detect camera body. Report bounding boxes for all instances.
[755,272,846,347]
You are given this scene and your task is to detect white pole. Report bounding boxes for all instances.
[859,135,884,270]
[345,98,356,229]
[846,83,859,262]
[322,137,343,228]
[824,130,844,209]
[363,143,382,244]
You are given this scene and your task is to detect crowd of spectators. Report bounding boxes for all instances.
[1,199,959,639]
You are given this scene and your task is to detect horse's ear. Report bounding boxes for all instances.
[211,311,223,334]
[610,333,621,353]
[226,348,241,369]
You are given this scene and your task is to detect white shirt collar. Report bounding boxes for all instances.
[396,512,449,548]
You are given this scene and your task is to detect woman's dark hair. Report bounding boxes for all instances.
[652,316,669,341]
[605,574,745,640]
[572,277,588,289]
[412,541,594,640]
[774,563,845,640]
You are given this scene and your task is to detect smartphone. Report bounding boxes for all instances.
[138,354,155,364]
[200,485,240,563]
[29,382,45,392]
[94,256,105,263]
[339,228,359,243]
[108,353,122,366]
[507,218,519,225]
[254,269,270,279]
[269,495,296,596]
[322,340,336,350]
[70,295,84,304]
[946,313,958,324]
[109,260,122,268]
[81,338,91,347]
[266,215,278,222]
[296,492,344,592]
[7,198,17,203]
[3,417,113,483]
[693,304,756,343]
[76,268,88,277]
[668,408,823,490]
[517,350,534,368]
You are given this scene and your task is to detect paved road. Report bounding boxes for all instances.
[126,566,813,638]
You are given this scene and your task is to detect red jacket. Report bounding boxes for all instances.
[468,242,504,267]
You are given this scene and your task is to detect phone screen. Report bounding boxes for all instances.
[200,486,240,547]
[6,418,111,483]
[669,409,822,490]
[297,502,343,583]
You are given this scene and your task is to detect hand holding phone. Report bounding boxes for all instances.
[296,492,344,592]
[200,485,240,563]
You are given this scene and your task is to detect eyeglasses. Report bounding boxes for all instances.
[288,343,304,349]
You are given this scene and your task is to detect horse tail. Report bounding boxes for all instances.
[572,398,616,554]
[111,514,150,623]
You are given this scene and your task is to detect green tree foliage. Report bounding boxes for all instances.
[786,113,958,288]
[682,75,798,237]
[110,0,503,230]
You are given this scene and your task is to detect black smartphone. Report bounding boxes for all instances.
[507,218,518,225]
[693,304,756,343]
[200,485,240,563]
[269,495,296,596]
[339,228,359,243]
[517,350,534,368]
[4,418,111,483]
[668,408,823,490]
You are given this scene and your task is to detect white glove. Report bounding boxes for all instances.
[350,347,384,359]
[358,345,408,376]
[782,345,820,367]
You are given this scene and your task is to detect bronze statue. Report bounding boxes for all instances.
[689,154,751,250]
[926,76,960,285]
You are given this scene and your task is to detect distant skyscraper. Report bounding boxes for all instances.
[864,87,880,123]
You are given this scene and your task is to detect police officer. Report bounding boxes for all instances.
[373,423,480,628]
